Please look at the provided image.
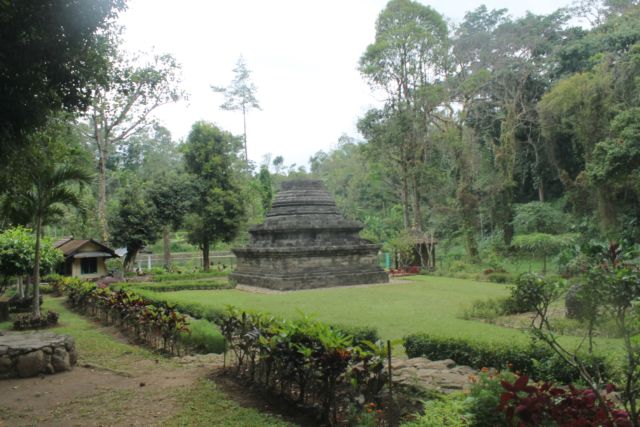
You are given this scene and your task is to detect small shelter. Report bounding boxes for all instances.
[394,230,438,271]
[54,238,118,279]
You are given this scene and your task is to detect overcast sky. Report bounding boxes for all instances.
[118,0,574,169]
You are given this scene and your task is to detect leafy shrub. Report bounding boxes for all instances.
[330,323,380,344]
[513,201,569,235]
[466,370,516,426]
[449,260,474,273]
[403,333,612,383]
[178,318,225,353]
[39,284,54,294]
[403,393,470,427]
[13,310,59,330]
[9,295,42,313]
[486,272,513,284]
[132,289,226,323]
[506,272,566,314]
[500,375,629,426]
[461,297,511,321]
[64,279,190,354]
[217,307,389,425]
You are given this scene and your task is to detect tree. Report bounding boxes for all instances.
[110,187,162,272]
[86,53,183,242]
[2,122,91,316]
[147,173,194,270]
[212,56,261,164]
[182,122,245,271]
[0,0,125,158]
[359,0,449,232]
[0,227,61,299]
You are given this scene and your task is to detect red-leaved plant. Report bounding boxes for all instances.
[499,375,632,426]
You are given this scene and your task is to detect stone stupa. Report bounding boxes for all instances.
[230,180,389,290]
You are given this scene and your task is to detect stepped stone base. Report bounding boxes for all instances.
[0,332,77,379]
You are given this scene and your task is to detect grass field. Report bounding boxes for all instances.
[141,275,623,355]
[144,276,523,343]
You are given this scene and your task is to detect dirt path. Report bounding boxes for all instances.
[0,352,221,427]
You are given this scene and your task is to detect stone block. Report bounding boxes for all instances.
[0,355,12,374]
[16,350,44,377]
[52,347,70,372]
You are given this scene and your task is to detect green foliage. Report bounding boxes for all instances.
[178,318,225,354]
[13,310,59,330]
[109,186,162,271]
[466,371,516,427]
[120,279,233,293]
[0,227,60,277]
[508,273,566,314]
[216,307,389,425]
[0,0,125,150]
[404,393,471,427]
[403,333,611,383]
[65,280,192,354]
[182,121,245,270]
[147,173,194,231]
[513,202,570,234]
[461,297,512,321]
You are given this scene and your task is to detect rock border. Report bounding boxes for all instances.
[0,331,77,379]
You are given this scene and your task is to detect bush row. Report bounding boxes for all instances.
[116,279,233,293]
[131,289,380,345]
[403,333,613,384]
[217,307,389,425]
[64,280,224,354]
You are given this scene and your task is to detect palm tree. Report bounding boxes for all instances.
[7,163,91,316]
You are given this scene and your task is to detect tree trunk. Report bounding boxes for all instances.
[123,248,138,272]
[242,104,248,164]
[17,276,24,299]
[411,173,422,231]
[202,241,210,272]
[401,163,410,230]
[163,224,171,270]
[97,146,109,243]
[33,217,42,317]
[538,180,545,203]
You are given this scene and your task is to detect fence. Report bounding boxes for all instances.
[133,251,236,270]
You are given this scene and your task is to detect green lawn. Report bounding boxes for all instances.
[144,275,527,344]
[142,275,623,354]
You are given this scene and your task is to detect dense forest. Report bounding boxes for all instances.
[1,0,640,272]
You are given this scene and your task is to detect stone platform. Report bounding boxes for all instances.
[0,331,77,379]
[231,180,388,290]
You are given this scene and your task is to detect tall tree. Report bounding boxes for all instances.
[182,122,245,271]
[0,0,125,159]
[212,56,261,164]
[147,173,194,270]
[86,53,183,242]
[359,0,449,231]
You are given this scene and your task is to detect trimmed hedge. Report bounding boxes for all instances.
[403,333,613,384]
[117,279,233,293]
[151,271,228,282]
[132,289,381,344]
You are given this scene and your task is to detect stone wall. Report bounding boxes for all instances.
[0,332,77,379]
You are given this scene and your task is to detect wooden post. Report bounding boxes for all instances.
[387,340,393,400]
